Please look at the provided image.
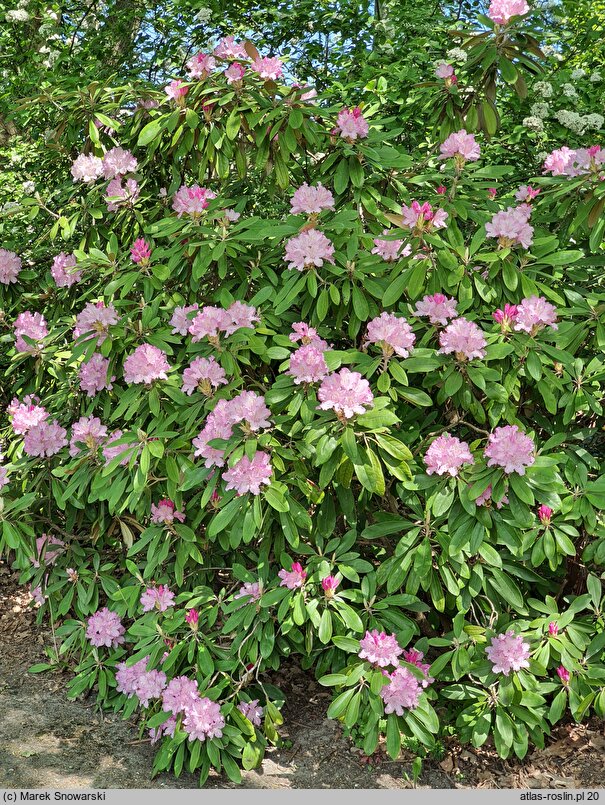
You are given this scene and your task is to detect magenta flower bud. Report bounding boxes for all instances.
[185,608,199,631]
[548,621,558,636]
[321,576,340,597]
[488,187,497,199]
[436,185,447,195]
[557,665,570,685]
[131,238,152,265]
[493,303,519,332]
[538,504,553,525]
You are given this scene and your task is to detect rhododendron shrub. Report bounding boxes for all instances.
[1,9,605,788]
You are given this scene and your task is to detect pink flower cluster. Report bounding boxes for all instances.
[484,425,535,474]
[0,248,22,284]
[70,153,103,183]
[438,317,487,361]
[172,184,217,217]
[105,177,139,212]
[225,62,246,85]
[131,239,152,264]
[486,630,530,675]
[164,80,188,101]
[140,584,175,612]
[358,630,403,667]
[380,667,422,713]
[235,580,263,602]
[8,396,48,435]
[193,392,271,467]
[439,129,481,163]
[78,353,115,396]
[335,107,369,140]
[371,231,411,262]
[543,146,605,178]
[250,56,283,81]
[414,293,458,326]
[278,562,307,590]
[86,607,125,648]
[13,311,48,353]
[74,301,119,345]
[181,356,227,395]
[290,183,335,215]
[488,0,530,25]
[223,451,273,495]
[238,700,263,726]
[116,657,167,707]
[425,433,474,476]
[102,147,137,179]
[186,53,216,78]
[365,312,416,358]
[284,229,335,271]
[514,296,558,334]
[400,201,448,233]
[32,534,65,568]
[151,499,186,525]
[51,252,81,288]
[123,344,170,385]
[287,342,329,384]
[183,698,225,742]
[317,368,374,419]
[23,419,68,458]
[170,304,199,335]
[69,415,108,457]
[486,205,533,249]
[214,37,248,60]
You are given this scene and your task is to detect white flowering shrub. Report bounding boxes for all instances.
[1,2,605,785]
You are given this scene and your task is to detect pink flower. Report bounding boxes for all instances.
[238,700,263,726]
[425,433,474,476]
[290,183,335,215]
[151,499,185,524]
[486,630,530,675]
[23,420,67,457]
[475,484,508,509]
[250,56,283,80]
[493,303,519,331]
[371,231,411,262]
[513,296,558,335]
[70,153,103,183]
[402,648,435,688]
[78,353,115,397]
[488,187,498,199]
[543,146,577,176]
[172,185,216,217]
[515,185,540,202]
[484,425,535,475]
[214,37,248,60]
[235,581,262,602]
[380,667,422,713]
[557,666,570,686]
[366,312,415,358]
[548,621,558,636]
[8,397,48,435]
[486,205,534,249]
[436,185,447,195]
[538,504,553,525]
[284,229,335,271]
[358,630,403,667]
[488,0,530,25]
[287,343,329,384]
[69,416,108,457]
[131,239,152,265]
[400,201,448,232]
[318,368,374,419]
[102,147,137,179]
[86,607,125,648]
[188,306,231,342]
[321,576,340,596]
[74,301,118,345]
[222,451,272,495]
[335,107,369,140]
[0,248,22,284]
[14,311,48,353]
[435,62,454,79]
[186,52,216,78]
[149,715,177,744]
[170,304,199,335]
[162,676,200,714]
[116,658,166,707]
[225,62,246,84]
[414,293,458,326]
[32,534,65,568]
[140,584,175,612]
[105,177,139,211]
[278,562,307,590]
[51,252,81,287]
[289,322,327,347]
[183,698,225,741]
[438,317,487,361]
[164,79,188,100]
[439,129,481,163]
[230,391,272,431]
[115,657,149,696]
[181,356,227,396]
[185,609,199,630]
[123,344,170,384]
[102,430,138,467]
[224,301,260,335]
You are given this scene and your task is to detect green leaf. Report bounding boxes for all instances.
[137,119,163,146]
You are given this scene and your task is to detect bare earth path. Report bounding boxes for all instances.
[1,563,604,790]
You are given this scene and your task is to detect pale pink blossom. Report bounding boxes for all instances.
[235,581,262,602]
[151,499,186,524]
[131,239,151,264]
[486,630,530,675]
[123,344,170,384]
[70,153,103,183]
[164,79,188,100]
[486,205,533,248]
[284,229,335,271]
[371,231,411,262]
[380,667,422,713]
[543,146,577,176]
[102,147,137,179]
[74,301,119,345]
[515,185,540,202]
[14,311,48,353]
[318,368,374,419]
[181,356,227,395]
[32,534,64,568]
[278,562,307,590]
[132,668,167,707]
[192,411,233,468]
[513,295,558,334]
[102,430,138,467]
[23,420,67,457]
[69,416,108,457]
[162,676,199,714]
[435,62,454,79]
[335,107,369,140]
[86,607,125,648]
[475,484,508,509]
[140,584,175,612]
[484,425,535,475]
[224,301,260,335]
[78,353,115,396]
[8,397,48,435]
[225,62,246,84]
[149,715,177,744]
[439,129,481,162]
[414,293,458,326]
[183,698,225,741]
[170,304,199,335]
[424,433,474,476]
[223,208,241,222]
[290,183,335,215]
[289,322,327,347]
[488,0,530,25]
[400,201,448,232]
[222,451,272,495]
[186,52,216,78]
[402,648,435,688]
[438,317,487,361]
[105,177,139,212]
[250,56,283,80]
[172,184,216,217]
[366,312,416,358]
[214,36,248,60]
[188,306,232,342]
[358,630,403,667]
[0,248,22,284]
[238,700,263,726]
[230,391,271,431]
[287,343,329,384]
[51,252,81,287]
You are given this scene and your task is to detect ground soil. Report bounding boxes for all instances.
[1,562,604,790]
